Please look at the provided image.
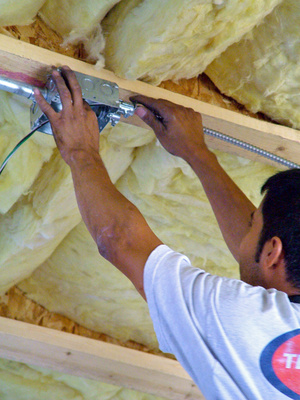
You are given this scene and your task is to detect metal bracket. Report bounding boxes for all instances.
[0,70,136,135]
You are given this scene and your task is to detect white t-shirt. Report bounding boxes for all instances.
[144,245,300,400]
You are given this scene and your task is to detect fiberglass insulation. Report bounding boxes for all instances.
[0,0,46,26]
[0,92,65,293]
[0,358,166,400]
[39,0,121,66]
[103,0,281,84]
[0,94,150,294]
[0,0,121,68]
[205,0,300,129]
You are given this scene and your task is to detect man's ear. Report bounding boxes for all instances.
[260,236,284,272]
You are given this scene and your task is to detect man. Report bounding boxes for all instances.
[35,66,300,399]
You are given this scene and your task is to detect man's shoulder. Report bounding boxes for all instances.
[144,244,299,321]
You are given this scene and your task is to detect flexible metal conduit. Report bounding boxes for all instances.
[203,127,300,169]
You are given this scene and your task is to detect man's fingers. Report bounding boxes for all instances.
[135,105,164,134]
[61,66,83,108]
[52,70,73,110]
[83,100,92,111]
[130,95,163,116]
[131,94,174,108]
[131,94,176,112]
[130,95,180,126]
[34,89,57,121]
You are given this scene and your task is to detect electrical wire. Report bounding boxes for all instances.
[0,120,49,176]
[0,101,104,178]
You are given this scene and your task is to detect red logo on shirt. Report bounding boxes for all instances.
[260,329,300,399]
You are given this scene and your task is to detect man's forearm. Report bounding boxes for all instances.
[34,68,163,300]
[187,147,256,262]
[68,151,162,297]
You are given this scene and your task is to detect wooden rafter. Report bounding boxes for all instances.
[0,34,299,167]
[0,316,203,400]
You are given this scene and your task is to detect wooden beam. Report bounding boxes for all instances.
[0,316,203,400]
[0,34,299,167]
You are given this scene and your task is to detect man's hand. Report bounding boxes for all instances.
[34,66,100,166]
[130,95,208,164]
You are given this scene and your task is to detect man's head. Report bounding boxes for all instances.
[239,169,300,293]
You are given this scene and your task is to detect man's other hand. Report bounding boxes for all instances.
[130,95,207,164]
[34,66,100,166]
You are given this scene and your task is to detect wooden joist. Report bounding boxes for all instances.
[0,34,299,167]
[0,316,203,400]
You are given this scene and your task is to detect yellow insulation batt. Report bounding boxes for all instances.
[205,0,300,129]
[19,220,159,349]
[103,0,281,84]
[0,0,46,26]
[19,138,278,350]
[39,0,121,66]
[0,149,81,294]
[0,94,150,295]
[0,358,165,400]
[40,0,120,38]
[0,93,55,214]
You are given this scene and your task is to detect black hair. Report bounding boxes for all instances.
[255,169,300,288]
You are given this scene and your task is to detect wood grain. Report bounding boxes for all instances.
[0,316,203,400]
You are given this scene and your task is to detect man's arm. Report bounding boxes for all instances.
[131,96,256,263]
[34,67,162,300]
